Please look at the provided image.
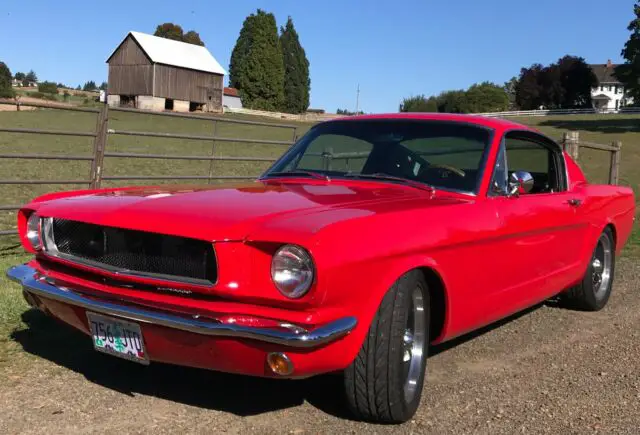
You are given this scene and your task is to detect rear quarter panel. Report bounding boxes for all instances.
[578,183,635,260]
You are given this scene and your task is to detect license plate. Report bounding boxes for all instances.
[87,312,149,365]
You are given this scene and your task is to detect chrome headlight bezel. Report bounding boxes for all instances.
[26,213,42,251]
[270,244,315,299]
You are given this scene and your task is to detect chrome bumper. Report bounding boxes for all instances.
[6,264,357,349]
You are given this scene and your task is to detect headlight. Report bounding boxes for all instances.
[271,245,314,298]
[26,213,42,250]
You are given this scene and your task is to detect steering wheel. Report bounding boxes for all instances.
[426,163,466,178]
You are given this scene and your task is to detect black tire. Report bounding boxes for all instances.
[562,227,615,311]
[343,270,429,423]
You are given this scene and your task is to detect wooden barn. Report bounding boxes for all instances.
[106,31,226,112]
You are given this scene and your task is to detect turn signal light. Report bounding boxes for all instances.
[267,352,294,376]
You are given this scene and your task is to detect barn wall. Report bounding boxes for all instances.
[153,64,223,106]
[108,65,154,96]
[108,36,151,66]
[107,36,153,96]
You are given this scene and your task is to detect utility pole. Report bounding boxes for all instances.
[355,84,360,114]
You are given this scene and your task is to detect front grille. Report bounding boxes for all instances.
[46,218,217,285]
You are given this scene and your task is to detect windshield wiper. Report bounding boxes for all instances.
[263,170,331,181]
[342,173,435,192]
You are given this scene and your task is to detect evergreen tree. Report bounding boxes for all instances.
[229,9,285,111]
[0,62,14,98]
[25,70,37,83]
[615,1,640,104]
[280,17,310,113]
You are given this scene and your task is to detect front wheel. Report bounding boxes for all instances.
[562,227,615,311]
[343,270,429,423]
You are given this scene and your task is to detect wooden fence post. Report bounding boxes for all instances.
[89,104,108,189]
[569,131,580,161]
[207,119,218,183]
[609,140,622,185]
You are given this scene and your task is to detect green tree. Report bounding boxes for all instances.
[615,1,640,104]
[504,76,518,109]
[555,55,597,108]
[436,89,469,113]
[280,17,310,113]
[515,64,545,110]
[14,71,25,81]
[83,81,97,91]
[183,30,205,46]
[464,82,509,113]
[99,81,108,91]
[154,23,205,46]
[25,70,37,83]
[154,23,184,41]
[399,95,438,112]
[38,81,58,94]
[0,62,14,98]
[229,9,285,111]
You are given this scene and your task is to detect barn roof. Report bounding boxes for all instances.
[108,31,226,75]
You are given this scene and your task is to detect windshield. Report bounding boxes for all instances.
[263,119,493,193]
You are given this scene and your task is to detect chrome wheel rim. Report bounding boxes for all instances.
[592,234,612,299]
[403,286,426,404]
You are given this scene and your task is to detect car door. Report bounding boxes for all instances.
[489,131,589,309]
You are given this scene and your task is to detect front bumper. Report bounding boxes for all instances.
[7,264,356,348]
[6,264,359,377]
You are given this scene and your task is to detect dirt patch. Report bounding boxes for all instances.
[1,258,640,434]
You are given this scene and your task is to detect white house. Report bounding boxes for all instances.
[590,60,633,111]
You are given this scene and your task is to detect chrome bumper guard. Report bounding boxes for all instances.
[6,264,357,349]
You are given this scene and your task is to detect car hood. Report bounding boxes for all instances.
[32,181,465,242]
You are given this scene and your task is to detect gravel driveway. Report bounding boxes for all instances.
[1,258,639,434]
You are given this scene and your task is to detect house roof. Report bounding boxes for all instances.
[107,31,226,75]
[590,63,620,84]
[224,87,239,97]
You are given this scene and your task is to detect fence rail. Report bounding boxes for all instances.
[478,107,640,118]
[0,100,299,237]
[561,131,622,184]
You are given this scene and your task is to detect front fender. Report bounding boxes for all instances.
[322,253,450,368]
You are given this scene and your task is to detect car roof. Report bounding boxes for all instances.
[328,112,538,133]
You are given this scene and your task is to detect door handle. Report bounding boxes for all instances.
[567,198,582,207]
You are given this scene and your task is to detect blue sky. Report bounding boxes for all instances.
[0,0,636,113]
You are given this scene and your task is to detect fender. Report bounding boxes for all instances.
[334,253,451,367]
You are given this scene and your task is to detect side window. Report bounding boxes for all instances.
[505,135,562,194]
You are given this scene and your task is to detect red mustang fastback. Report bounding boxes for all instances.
[7,113,635,423]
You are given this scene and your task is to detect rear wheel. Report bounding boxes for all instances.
[344,270,429,423]
[562,227,615,311]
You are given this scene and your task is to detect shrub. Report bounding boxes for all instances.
[28,91,57,101]
[38,81,58,94]
[0,87,15,98]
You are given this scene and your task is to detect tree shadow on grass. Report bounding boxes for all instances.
[538,117,640,135]
[11,304,544,419]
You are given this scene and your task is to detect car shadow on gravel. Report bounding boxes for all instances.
[11,304,542,420]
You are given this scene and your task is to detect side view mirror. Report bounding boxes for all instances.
[508,171,534,196]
